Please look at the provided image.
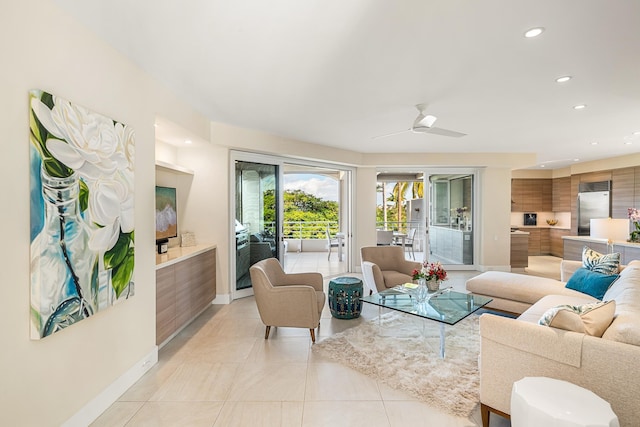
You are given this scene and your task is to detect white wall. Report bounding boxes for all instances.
[1,1,211,425]
[477,168,512,270]
[176,142,230,300]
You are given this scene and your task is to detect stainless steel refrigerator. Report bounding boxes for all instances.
[577,181,611,236]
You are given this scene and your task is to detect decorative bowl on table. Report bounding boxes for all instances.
[546,219,558,226]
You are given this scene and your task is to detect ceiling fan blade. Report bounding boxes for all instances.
[413,126,466,138]
[371,129,412,139]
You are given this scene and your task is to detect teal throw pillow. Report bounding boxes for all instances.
[565,267,619,300]
[582,246,620,275]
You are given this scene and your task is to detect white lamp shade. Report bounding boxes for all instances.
[590,218,629,242]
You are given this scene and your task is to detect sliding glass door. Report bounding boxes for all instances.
[231,151,354,300]
[234,159,280,298]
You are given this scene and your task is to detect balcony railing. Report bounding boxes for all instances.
[376,220,423,234]
[259,221,339,240]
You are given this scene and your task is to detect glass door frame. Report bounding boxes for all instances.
[424,167,480,271]
[230,150,354,301]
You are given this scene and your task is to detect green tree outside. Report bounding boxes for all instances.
[264,189,339,239]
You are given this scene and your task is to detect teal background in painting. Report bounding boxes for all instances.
[30,145,44,242]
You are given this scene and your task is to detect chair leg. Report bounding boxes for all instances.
[480,403,509,427]
[480,403,490,427]
[309,328,316,343]
[264,325,271,340]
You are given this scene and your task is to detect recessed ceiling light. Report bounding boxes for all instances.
[573,158,580,162]
[633,131,640,136]
[556,76,572,83]
[524,27,545,38]
[625,141,633,145]
[574,104,587,110]
[540,164,546,168]
[184,139,192,144]
[591,142,598,145]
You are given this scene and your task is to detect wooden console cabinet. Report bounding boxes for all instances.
[156,245,216,346]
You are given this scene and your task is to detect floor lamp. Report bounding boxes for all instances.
[590,218,629,254]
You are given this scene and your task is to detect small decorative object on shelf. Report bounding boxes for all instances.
[181,232,196,247]
[628,208,640,242]
[546,219,558,226]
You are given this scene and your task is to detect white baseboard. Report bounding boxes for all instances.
[62,346,158,427]
[212,293,231,304]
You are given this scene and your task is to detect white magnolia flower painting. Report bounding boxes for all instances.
[29,89,135,339]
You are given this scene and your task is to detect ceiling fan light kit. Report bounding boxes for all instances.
[415,114,437,128]
[372,103,466,139]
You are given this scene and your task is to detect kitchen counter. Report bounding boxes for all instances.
[563,235,640,264]
[512,225,571,230]
[563,235,639,248]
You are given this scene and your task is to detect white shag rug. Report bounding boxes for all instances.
[312,312,481,418]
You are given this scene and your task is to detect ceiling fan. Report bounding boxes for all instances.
[373,104,466,139]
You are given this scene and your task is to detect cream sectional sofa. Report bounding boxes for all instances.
[465,260,640,427]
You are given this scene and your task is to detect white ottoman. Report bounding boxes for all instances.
[511,377,619,427]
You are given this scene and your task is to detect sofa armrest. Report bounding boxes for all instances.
[560,259,582,282]
[480,314,584,367]
[479,313,640,425]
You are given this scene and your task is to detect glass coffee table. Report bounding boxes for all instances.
[360,287,492,358]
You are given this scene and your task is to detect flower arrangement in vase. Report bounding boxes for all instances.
[628,208,640,242]
[412,261,448,291]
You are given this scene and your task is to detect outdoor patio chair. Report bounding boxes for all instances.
[249,258,325,343]
[395,228,417,259]
[326,227,341,260]
[376,230,394,246]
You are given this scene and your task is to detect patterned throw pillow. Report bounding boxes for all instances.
[538,300,616,337]
[582,246,620,275]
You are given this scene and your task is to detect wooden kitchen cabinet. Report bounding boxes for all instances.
[612,167,634,219]
[550,228,570,257]
[512,179,552,212]
[155,265,176,346]
[525,228,552,255]
[527,229,540,255]
[552,177,571,212]
[155,246,216,346]
[511,179,524,212]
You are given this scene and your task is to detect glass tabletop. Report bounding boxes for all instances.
[360,287,493,325]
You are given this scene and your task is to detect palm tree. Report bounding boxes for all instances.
[391,181,410,230]
[412,181,424,199]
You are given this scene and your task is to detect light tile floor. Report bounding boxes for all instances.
[90,255,564,426]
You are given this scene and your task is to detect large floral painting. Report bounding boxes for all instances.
[29,90,135,339]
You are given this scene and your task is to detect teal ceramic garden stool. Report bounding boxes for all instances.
[328,276,363,319]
